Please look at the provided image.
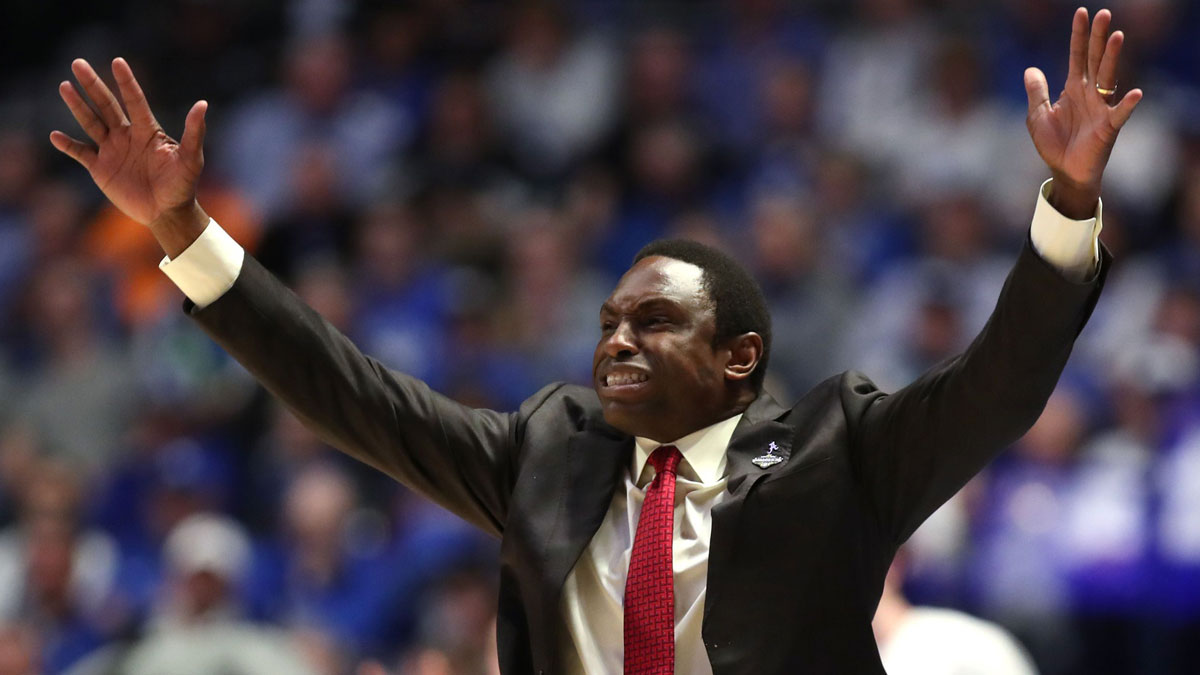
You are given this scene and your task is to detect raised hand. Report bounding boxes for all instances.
[1024,7,1143,219]
[50,58,209,236]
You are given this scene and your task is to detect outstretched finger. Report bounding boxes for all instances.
[1109,88,1143,129]
[70,59,128,129]
[1068,7,1089,81]
[49,131,98,169]
[1096,31,1124,94]
[111,58,156,128]
[1087,9,1112,82]
[59,81,108,144]
[1024,67,1051,116]
[179,100,208,169]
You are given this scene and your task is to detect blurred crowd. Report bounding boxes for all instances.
[1,0,1200,673]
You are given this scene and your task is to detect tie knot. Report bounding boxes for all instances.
[648,445,682,476]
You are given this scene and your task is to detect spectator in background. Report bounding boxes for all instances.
[818,0,933,162]
[218,32,407,220]
[597,118,713,276]
[487,1,618,180]
[1149,282,1200,672]
[106,514,318,675]
[351,201,452,388]
[358,5,435,139]
[398,570,499,675]
[0,460,115,674]
[812,151,913,288]
[500,209,609,386]
[890,37,1037,229]
[83,177,261,329]
[842,194,1009,391]
[254,141,357,282]
[0,623,39,675]
[245,464,390,658]
[874,552,1037,675]
[91,436,235,621]
[14,261,136,475]
[403,71,519,209]
[742,56,819,199]
[693,0,826,154]
[747,192,853,396]
[597,25,705,183]
[969,389,1094,675]
[1059,349,1165,675]
[0,130,42,328]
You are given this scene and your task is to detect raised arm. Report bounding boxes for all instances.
[51,59,525,536]
[846,8,1136,544]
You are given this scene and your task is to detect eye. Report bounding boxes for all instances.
[645,316,671,328]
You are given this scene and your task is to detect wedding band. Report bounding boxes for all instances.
[1096,83,1117,96]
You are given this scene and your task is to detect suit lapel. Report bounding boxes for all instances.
[707,392,793,622]
[543,422,632,601]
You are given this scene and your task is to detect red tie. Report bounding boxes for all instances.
[624,445,683,674]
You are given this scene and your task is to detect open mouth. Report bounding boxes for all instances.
[598,368,653,400]
[603,371,649,387]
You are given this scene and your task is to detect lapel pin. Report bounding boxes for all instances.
[751,441,784,469]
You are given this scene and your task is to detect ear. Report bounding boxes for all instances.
[722,332,764,383]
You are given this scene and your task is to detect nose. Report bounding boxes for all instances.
[603,320,638,358]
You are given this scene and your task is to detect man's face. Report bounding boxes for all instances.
[593,256,732,442]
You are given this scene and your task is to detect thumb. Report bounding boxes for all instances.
[1109,88,1144,130]
[180,100,208,167]
[1024,67,1051,116]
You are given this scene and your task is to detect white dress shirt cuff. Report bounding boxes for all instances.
[1029,178,1102,282]
[158,218,245,308]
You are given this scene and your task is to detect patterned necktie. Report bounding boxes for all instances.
[624,445,683,674]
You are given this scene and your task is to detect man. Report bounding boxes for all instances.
[50,8,1140,673]
[65,513,319,675]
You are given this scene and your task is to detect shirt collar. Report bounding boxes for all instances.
[633,413,743,485]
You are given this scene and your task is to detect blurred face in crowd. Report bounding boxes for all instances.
[181,569,229,617]
[26,519,75,618]
[286,34,352,113]
[508,3,568,69]
[594,257,737,442]
[0,625,38,675]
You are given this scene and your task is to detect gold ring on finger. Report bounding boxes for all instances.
[1096,83,1118,96]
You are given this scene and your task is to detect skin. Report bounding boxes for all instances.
[50,8,1141,438]
[593,256,762,442]
[1025,8,1143,218]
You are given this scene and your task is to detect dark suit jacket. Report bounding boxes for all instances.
[187,238,1108,674]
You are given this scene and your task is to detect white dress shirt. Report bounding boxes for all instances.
[159,181,1101,671]
[561,414,742,675]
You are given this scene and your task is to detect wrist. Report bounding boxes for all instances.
[149,200,209,259]
[1047,174,1100,220]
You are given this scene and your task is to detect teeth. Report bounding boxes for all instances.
[606,372,648,386]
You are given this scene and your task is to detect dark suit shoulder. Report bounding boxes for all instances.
[517,382,602,427]
[512,383,616,457]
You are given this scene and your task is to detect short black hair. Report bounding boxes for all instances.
[634,239,772,392]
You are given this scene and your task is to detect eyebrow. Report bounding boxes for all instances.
[599,297,683,316]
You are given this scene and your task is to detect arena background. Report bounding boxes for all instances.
[1,0,1200,673]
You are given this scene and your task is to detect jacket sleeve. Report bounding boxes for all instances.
[187,255,550,537]
[840,238,1110,545]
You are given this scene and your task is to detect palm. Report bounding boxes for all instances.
[90,123,200,224]
[51,58,207,226]
[1029,85,1120,189]
[1024,8,1142,192]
